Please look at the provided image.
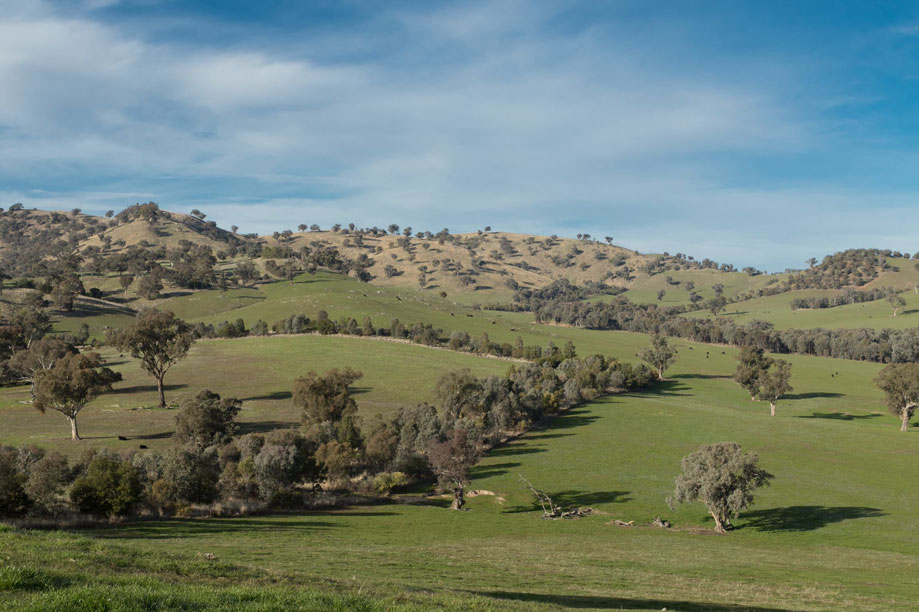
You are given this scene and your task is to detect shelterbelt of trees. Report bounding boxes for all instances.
[520,279,919,364]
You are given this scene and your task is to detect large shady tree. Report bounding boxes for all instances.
[638,334,675,381]
[876,363,919,431]
[110,309,195,408]
[428,428,482,510]
[668,442,773,533]
[33,352,121,440]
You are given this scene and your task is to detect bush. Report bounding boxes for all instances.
[372,472,408,496]
[173,390,242,448]
[252,432,317,500]
[69,455,141,516]
[0,446,31,517]
[24,451,70,514]
[160,445,221,504]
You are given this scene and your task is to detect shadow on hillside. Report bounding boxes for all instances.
[242,390,292,401]
[799,411,880,421]
[469,461,521,479]
[737,505,885,532]
[546,409,602,430]
[86,518,338,539]
[525,431,576,440]
[673,373,732,380]
[635,380,691,397]
[159,290,192,299]
[785,392,843,400]
[237,420,299,435]
[487,445,546,457]
[504,490,631,514]
[468,591,793,611]
[112,383,186,395]
[133,431,174,440]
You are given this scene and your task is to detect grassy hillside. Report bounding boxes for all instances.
[3,336,915,610]
[686,286,919,330]
[0,335,510,456]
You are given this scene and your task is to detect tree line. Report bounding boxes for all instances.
[527,285,919,364]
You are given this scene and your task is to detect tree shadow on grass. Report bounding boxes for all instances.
[469,461,521,480]
[467,591,793,611]
[784,392,843,400]
[486,445,546,458]
[242,390,292,401]
[798,412,881,421]
[86,518,338,539]
[112,384,187,395]
[737,506,885,532]
[133,431,173,440]
[505,490,631,514]
[525,431,575,440]
[626,379,691,397]
[237,420,299,435]
[543,409,602,430]
[673,373,732,380]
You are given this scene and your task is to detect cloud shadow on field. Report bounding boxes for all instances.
[468,590,793,611]
[798,411,880,421]
[737,505,885,532]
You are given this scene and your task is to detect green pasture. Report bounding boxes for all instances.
[0,335,509,456]
[4,271,919,610]
[686,287,919,330]
[3,332,916,610]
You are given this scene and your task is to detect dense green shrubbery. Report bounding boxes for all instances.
[0,348,653,522]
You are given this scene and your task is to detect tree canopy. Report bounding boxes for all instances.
[109,309,195,408]
[668,442,773,533]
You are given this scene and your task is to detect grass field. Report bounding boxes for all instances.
[3,337,916,610]
[685,287,919,330]
[5,271,919,611]
[0,334,510,456]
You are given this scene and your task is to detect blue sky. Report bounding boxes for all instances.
[3,0,919,270]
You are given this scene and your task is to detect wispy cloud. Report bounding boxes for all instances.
[0,0,913,268]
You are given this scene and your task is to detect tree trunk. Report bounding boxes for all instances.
[157,376,166,408]
[770,401,776,417]
[711,511,726,533]
[451,486,465,510]
[69,416,80,441]
[901,411,910,432]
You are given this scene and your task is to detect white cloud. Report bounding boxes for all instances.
[0,0,882,269]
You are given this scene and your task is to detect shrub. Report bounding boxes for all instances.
[173,390,242,448]
[69,455,141,516]
[160,445,221,504]
[0,446,31,517]
[372,472,408,496]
